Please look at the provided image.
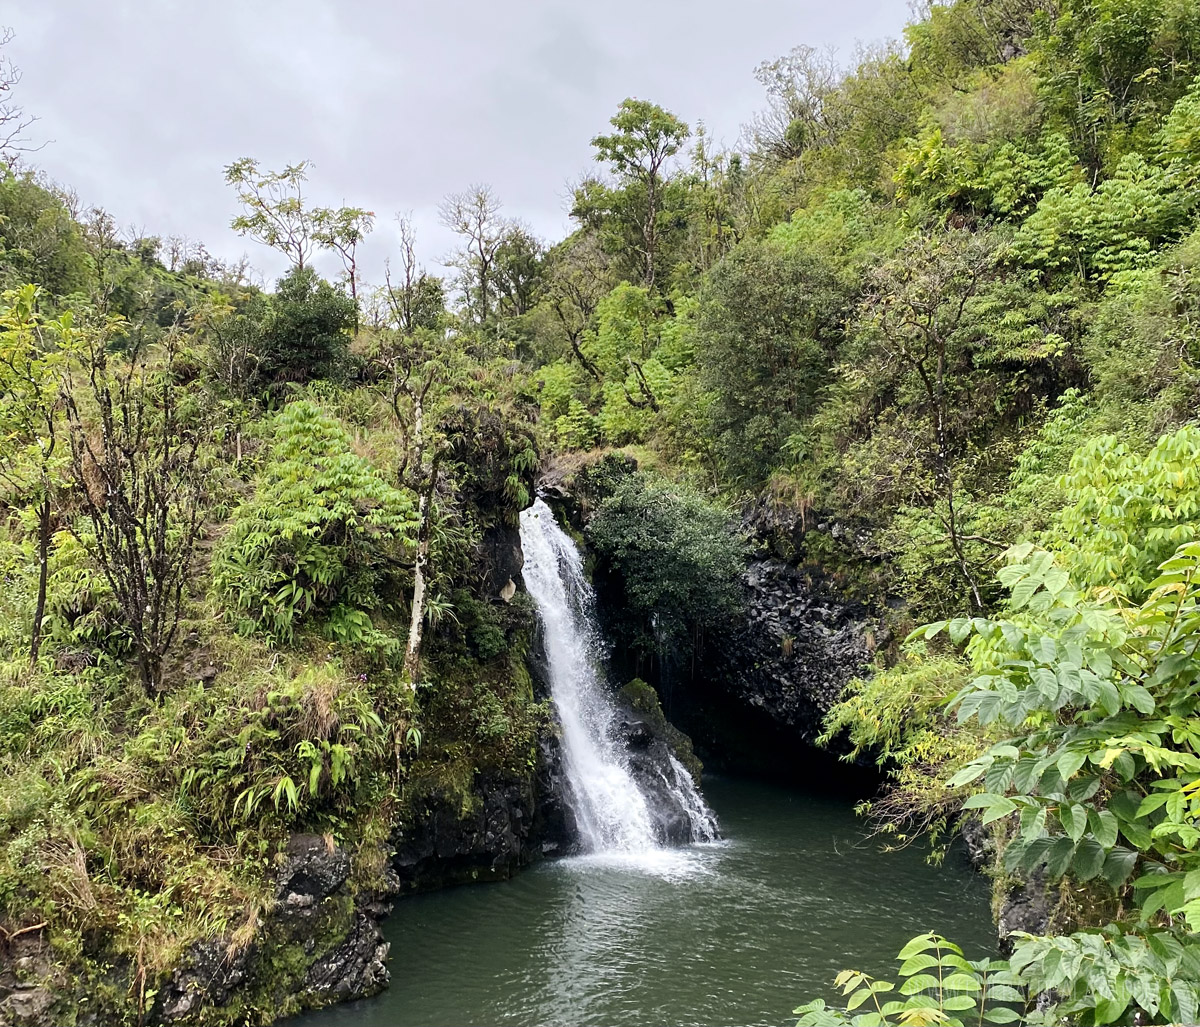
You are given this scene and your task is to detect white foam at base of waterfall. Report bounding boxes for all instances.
[519,498,719,867]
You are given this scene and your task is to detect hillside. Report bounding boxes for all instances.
[3,1,1200,1024]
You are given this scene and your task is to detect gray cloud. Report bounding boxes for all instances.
[4,0,909,288]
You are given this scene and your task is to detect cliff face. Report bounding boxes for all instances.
[154,836,393,1025]
[0,835,394,1027]
[547,449,885,743]
[707,557,876,743]
[390,737,572,893]
[543,457,882,771]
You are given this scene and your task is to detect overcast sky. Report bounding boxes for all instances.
[4,0,910,288]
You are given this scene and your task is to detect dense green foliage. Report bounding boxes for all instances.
[214,401,416,643]
[4,0,1200,1020]
[0,89,542,1020]
[586,472,747,662]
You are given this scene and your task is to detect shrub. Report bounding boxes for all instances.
[586,473,747,660]
[213,400,416,642]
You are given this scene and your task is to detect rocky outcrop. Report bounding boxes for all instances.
[476,521,524,600]
[391,727,572,893]
[707,558,877,742]
[392,773,539,892]
[997,871,1053,951]
[0,835,394,1027]
[613,688,715,844]
[0,927,70,1027]
[152,834,392,1025]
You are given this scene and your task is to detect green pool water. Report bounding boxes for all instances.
[294,776,995,1027]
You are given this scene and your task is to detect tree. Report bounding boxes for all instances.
[695,240,847,484]
[588,283,668,415]
[743,45,842,164]
[544,232,611,380]
[0,285,64,664]
[686,126,744,270]
[0,172,90,298]
[254,266,356,394]
[0,28,41,166]
[225,158,373,309]
[377,218,455,682]
[439,185,507,326]
[225,158,317,271]
[383,214,446,336]
[585,99,690,291]
[58,314,207,694]
[491,224,545,321]
[312,205,375,318]
[859,231,1000,608]
[1036,0,1200,173]
[587,473,747,669]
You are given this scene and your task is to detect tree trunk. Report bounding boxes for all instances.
[931,380,983,610]
[29,494,50,667]
[645,173,658,291]
[403,456,440,685]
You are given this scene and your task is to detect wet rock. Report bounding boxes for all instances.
[4,986,54,1023]
[0,928,76,1027]
[392,762,567,892]
[959,815,995,869]
[998,870,1052,950]
[302,913,389,1003]
[277,834,351,902]
[476,522,524,596]
[152,834,393,1025]
[155,937,250,1021]
[614,681,717,846]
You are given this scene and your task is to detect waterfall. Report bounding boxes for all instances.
[519,498,718,853]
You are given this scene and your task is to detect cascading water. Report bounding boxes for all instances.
[519,498,718,854]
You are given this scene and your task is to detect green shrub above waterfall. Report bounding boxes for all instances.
[586,473,748,661]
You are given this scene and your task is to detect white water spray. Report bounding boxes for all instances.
[519,499,718,854]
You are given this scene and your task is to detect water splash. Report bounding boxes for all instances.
[666,753,720,843]
[519,499,718,855]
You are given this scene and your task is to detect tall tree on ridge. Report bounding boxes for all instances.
[585,98,689,292]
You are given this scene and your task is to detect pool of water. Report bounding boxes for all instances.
[293,776,995,1027]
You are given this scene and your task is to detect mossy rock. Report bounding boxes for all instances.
[619,678,704,783]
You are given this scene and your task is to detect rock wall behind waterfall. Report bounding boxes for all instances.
[707,558,877,742]
[539,455,885,776]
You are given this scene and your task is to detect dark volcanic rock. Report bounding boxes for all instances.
[152,834,393,1025]
[0,928,70,1027]
[391,774,538,891]
[277,834,351,901]
[391,729,573,892]
[709,558,876,741]
[998,870,1052,950]
[302,912,389,1003]
[477,521,525,598]
[615,711,709,845]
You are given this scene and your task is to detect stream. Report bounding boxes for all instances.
[294,775,994,1027]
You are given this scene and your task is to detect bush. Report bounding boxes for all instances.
[694,240,848,484]
[586,473,747,660]
[213,400,417,642]
[252,267,356,394]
